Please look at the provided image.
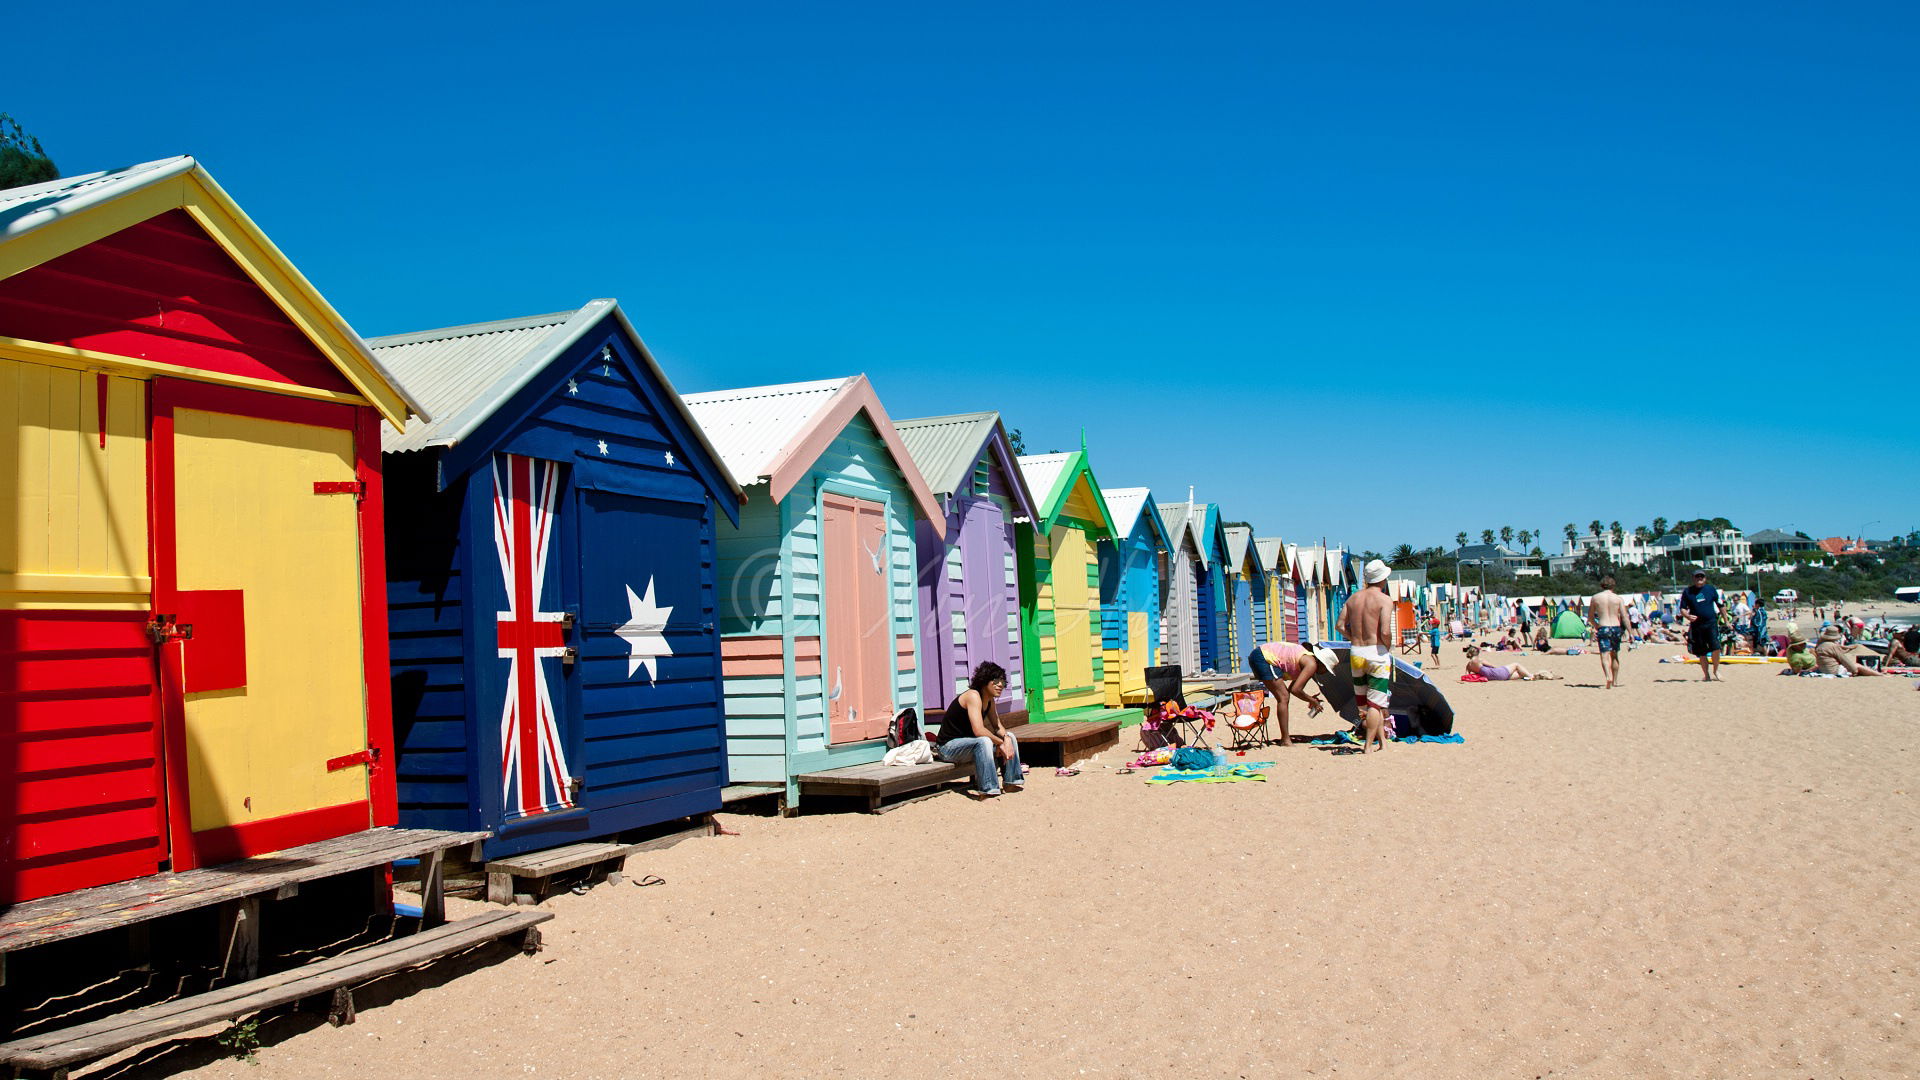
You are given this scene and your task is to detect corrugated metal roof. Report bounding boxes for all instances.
[1254,537,1286,575]
[0,155,195,240]
[1158,500,1210,568]
[893,411,1000,499]
[1104,487,1152,540]
[1016,453,1072,511]
[370,310,578,452]
[1224,526,1253,572]
[682,377,852,486]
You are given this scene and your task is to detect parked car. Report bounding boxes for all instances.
[1774,589,1799,604]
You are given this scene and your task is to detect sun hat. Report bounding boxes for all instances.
[1365,558,1390,584]
[1311,643,1340,672]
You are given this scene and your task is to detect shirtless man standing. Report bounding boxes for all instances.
[1589,574,1630,690]
[1337,559,1397,752]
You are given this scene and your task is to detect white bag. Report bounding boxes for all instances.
[883,739,934,766]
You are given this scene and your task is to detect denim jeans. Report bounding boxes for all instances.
[939,733,1023,793]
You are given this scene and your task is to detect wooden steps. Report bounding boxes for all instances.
[794,759,976,813]
[1004,719,1120,765]
[483,817,715,903]
[0,828,486,958]
[0,909,551,1079]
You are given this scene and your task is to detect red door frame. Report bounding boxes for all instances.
[147,378,396,870]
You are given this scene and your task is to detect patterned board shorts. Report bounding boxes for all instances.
[1595,626,1623,653]
[1349,646,1391,709]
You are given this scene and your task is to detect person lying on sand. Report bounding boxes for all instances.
[1464,645,1560,681]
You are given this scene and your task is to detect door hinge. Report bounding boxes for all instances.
[327,747,379,773]
[314,480,365,500]
[145,614,193,645]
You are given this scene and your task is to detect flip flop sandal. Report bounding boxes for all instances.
[633,874,666,887]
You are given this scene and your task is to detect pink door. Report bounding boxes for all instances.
[823,493,894,744]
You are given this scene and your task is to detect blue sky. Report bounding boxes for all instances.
[13,1,1917,551]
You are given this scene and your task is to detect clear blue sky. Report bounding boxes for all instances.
[13,1,1917,552]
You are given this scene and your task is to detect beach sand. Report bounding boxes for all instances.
[113,646,1917,1079]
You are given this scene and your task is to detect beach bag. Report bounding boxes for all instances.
[886,708,921,749]
[882,739,935,766]
[1170,747,1215,770]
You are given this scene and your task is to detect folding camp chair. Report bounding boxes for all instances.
[1143,664,1211,748]
[1399,628,1423,656]
[1224,690,1272,750]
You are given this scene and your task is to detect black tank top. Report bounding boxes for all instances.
[936,690,991,744]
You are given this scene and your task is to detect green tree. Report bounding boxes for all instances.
[1633,525,1650,543]
[1480,529,1495,545]
[1390,543,1417,567]
[1651,516,1668,538]
[1517,529,1533,550]
[1499,525,1514,546]
[1609,521,1623,546]
[0,114,58,188]
[1006,428,1026,455]
[1588,519,1603,541]
[1455,532,1468,548]
[1563,523,1578,545]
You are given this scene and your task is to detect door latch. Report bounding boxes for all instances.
[561,646,579,668]
[145,614,193,645]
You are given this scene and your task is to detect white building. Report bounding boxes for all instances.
[1560,530,1659,568]
[1648,529,1752,573]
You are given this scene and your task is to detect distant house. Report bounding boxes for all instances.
[1450,543,1533,571]
[1747,528,1819,563]
[1817,536,1872,557]
[1561,530,1657,567]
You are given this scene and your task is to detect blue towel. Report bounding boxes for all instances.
[1400,733,1465,744]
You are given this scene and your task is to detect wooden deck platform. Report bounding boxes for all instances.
[483,817,715,903]
[1004,719,1120,765]
[794,759,976,813]
[0,828,487,959]
[0,909,550,1079]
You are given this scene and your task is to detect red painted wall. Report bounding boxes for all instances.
[0,209,356,393]
[0,611,167,904]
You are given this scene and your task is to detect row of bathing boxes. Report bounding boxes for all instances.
[0,158,1361,910]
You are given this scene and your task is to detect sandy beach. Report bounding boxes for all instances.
[105,645,1918,1080]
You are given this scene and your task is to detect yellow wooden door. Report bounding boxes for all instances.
[1050,525,1095,696]
[171,407,370,840]
[1123,612,1148,696]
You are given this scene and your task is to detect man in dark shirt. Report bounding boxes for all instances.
[1679,570,1724,682]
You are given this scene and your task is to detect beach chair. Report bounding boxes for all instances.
[1144,664,1211,748]
[1399,628,1423,656]
[1225,690,1271,750]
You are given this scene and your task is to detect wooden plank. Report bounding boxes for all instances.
[0,910,552,1071]
[0,828,487,954]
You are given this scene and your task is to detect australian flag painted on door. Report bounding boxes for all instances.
[374,300,743,859]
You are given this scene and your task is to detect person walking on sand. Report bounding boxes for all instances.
[1337,559,1396,753]
[1589,574,1630,689]
[1679,570,1725,682]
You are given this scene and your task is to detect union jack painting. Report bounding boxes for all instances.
[492,453,573,817]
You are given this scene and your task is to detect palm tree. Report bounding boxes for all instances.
[1480,529,1495,545]
[1609,521,1623,546]
[1517,529,1533,550]
[1651,516,1668,538]
[1390,543,1416,567]
[1588,520,1603,542]
[1499,525,1514,546]
[1455,531,1468,549]
[1563,523,1577,545]
[1633,526,1650,543]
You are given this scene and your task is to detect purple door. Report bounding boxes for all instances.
[956,497,1021,716]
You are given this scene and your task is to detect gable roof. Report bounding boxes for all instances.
[0,155,419,426]
[892,410,1037,523]
[1296,546,1324,586]
[1016,451,1117,538]
[1746,528,1810,545]
[1156,500,1211,568]
[683,375,944,533]
[1102,487,1173,550]
[1224,525,1258,577]
[1254,537,1287,576]
[368,298,742,512]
